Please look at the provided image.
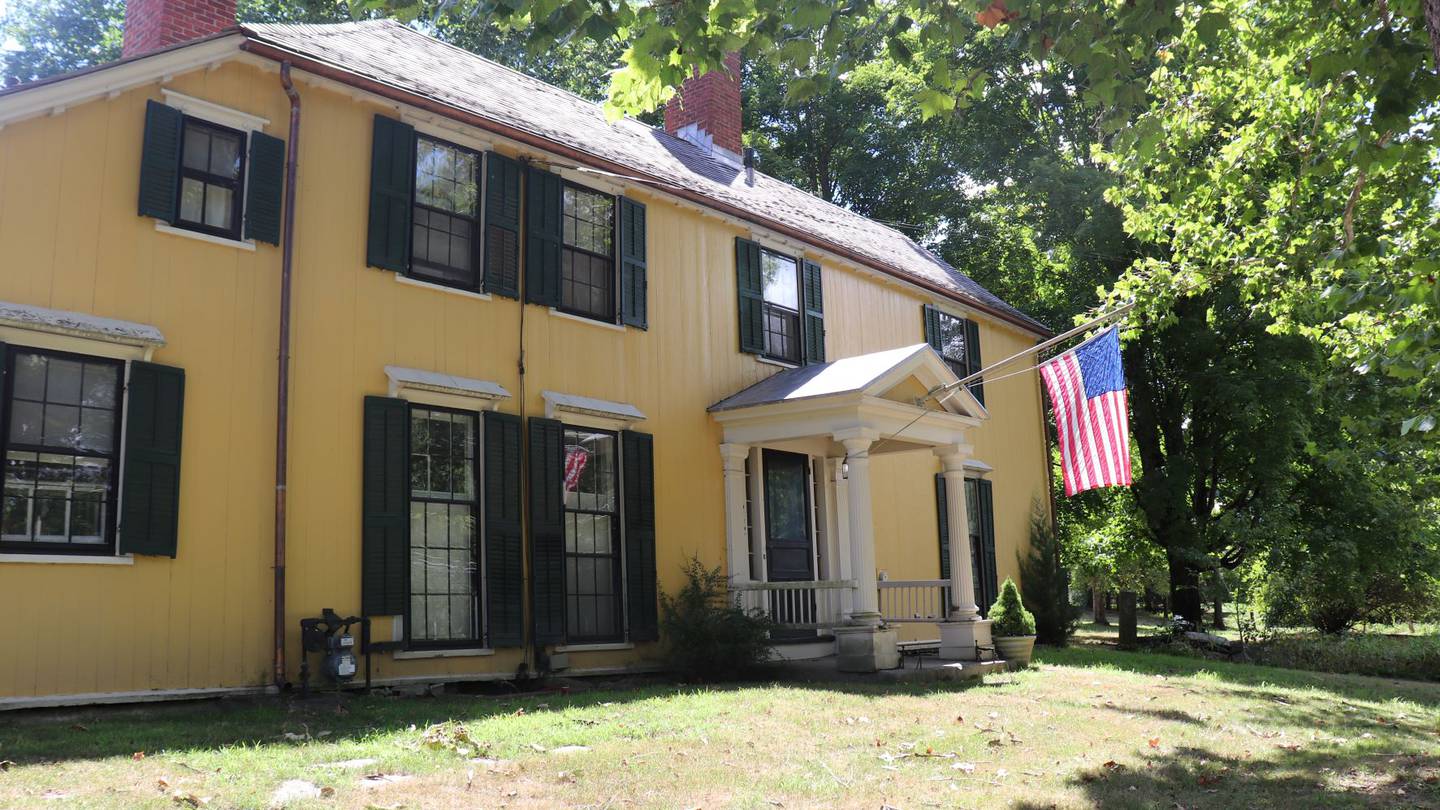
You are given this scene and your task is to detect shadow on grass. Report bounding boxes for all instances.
[1014,744,1440,810]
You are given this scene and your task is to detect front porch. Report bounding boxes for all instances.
[709,344,1003,672]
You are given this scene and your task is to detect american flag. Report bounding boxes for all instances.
[1039,326,1133,496]
[563,446,590,492]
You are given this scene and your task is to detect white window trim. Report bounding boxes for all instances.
[554,641,634,653]
[394,274,492,301]
[0,306,163,363]
[965,458,994,478]
[386,366,511,411]
[403,113,496,153]
[161,89,269,132]
[392,647,495,660]
[0,553,133,566]
[543,390,645,431]
[756,355,800,370]
[155,221,257,251]
[548,308,625,332]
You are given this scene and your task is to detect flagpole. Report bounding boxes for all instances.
[932,301,1136,398]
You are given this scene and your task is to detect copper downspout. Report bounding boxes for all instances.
[273,61,300,690]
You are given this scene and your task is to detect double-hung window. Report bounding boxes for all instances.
[407,406,483,647]
[924,305,984,404]
[176,117,246,241]
[1,350,122,554]
[561,426,623,643]
[760,249,801,363]
[411,136,483,290]
[560,185,617,321]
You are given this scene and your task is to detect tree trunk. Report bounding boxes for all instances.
[1168,551,1204,626]
[1092,588,1110,625]
[1426,0,1440,69]
[1117,591,1138,649]
[1212,598,1225,630]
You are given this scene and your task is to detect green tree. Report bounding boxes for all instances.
[1,0,124,83]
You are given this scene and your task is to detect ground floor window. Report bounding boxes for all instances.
[1,349,123,554]
[407,406,482,646]
[562,426,623,643]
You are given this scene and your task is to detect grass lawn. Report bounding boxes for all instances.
[1,647,1438,809]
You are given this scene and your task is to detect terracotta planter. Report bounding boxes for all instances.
[994,635,1036,666]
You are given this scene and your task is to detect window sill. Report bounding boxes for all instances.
[0,553,133,566]
[548,308,625,332]
[155,222,256,251]
[394,274,492,301]
[392,647,494,660]
[757,356,800,369]
[554,642,634,653]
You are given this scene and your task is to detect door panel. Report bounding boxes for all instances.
[762,449,814,582]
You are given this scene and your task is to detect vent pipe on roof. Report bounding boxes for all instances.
[122,0,237,58]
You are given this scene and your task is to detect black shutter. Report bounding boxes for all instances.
[619,197,648,328]
[0,343,8,476]
[801,259,825,365]
[118,362,185,558]
[366,114,415,273]
[922,304,944,353]
[735,238,764,354]
[935,473,950,581]
[528,417,566,644]
[244,131,285,245]
[622,430,658,641]
[965,318,985,406]
[483,152,522,298]
[525,167,563,307]
[138,100,183,222]
[360,396,409,616]
[978,478,998,613]
[483,411,524,645]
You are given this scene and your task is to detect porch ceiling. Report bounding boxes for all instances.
[708,344,985,452]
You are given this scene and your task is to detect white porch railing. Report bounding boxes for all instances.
[878,579,952,623]
[732,580,855,630]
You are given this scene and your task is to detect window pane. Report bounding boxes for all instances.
[561,427,622,643]
[43,404,80,448]
[183,126,210,171]
[209,131,241,179]
[936,311,967,365]
[203,184,234,229]
[562,186,613,254]
[9,400,41,444]
[81,363,117,408]
[761,251,799,310]
[414,138,477,216]
[407,407,480,644]
[12,354,45,401]
[77,408,114,452]
[560,249,614,320]
[45,358,82,405]
[1,487,29,539]
[180,178,205,223]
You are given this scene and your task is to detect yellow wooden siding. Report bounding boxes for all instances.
[0,59,1051,698]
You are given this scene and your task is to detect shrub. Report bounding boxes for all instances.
[1020,510,1079,645]
[988,578,1036,637]
[659,557,776,682]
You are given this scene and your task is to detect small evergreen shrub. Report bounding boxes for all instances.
[659,557,776,682]
[988,578,1037,637]
[1020,510,1078,645]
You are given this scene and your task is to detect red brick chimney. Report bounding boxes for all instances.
[664,52,743,159]
[123,0,238,58]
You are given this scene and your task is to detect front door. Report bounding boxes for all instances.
[763,449,814,582]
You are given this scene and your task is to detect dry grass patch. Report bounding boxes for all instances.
[0,647,1437,808]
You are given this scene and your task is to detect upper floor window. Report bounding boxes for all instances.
[177,117,246,240]
[2,350,123,554]
[411,136,483,290]
[924,305,985,404]
[560,184,616,321]
[760,249,801,363]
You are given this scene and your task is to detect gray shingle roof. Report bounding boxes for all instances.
[241,20,1047,334]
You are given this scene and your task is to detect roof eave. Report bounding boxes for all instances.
[237,36,1052,339]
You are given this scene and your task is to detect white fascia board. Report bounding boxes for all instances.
[0,300,166,348]
[385,366,511,402]
[0,35,246,129]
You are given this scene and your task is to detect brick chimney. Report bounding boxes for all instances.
[123,0,238,58]
[664,52,743,163]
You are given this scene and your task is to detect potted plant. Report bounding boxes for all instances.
[988,578,1038,666]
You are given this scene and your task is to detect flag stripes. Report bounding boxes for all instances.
[1040,331,1133,497]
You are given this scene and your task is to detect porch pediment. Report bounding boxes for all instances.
[708,344,986,452]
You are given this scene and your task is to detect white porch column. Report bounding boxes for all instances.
[936,443,994,661]
[839,433,881,626]
[720,443,752,584]
[937,445,979,620]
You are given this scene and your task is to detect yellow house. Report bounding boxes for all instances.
[0,0,1053,707]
